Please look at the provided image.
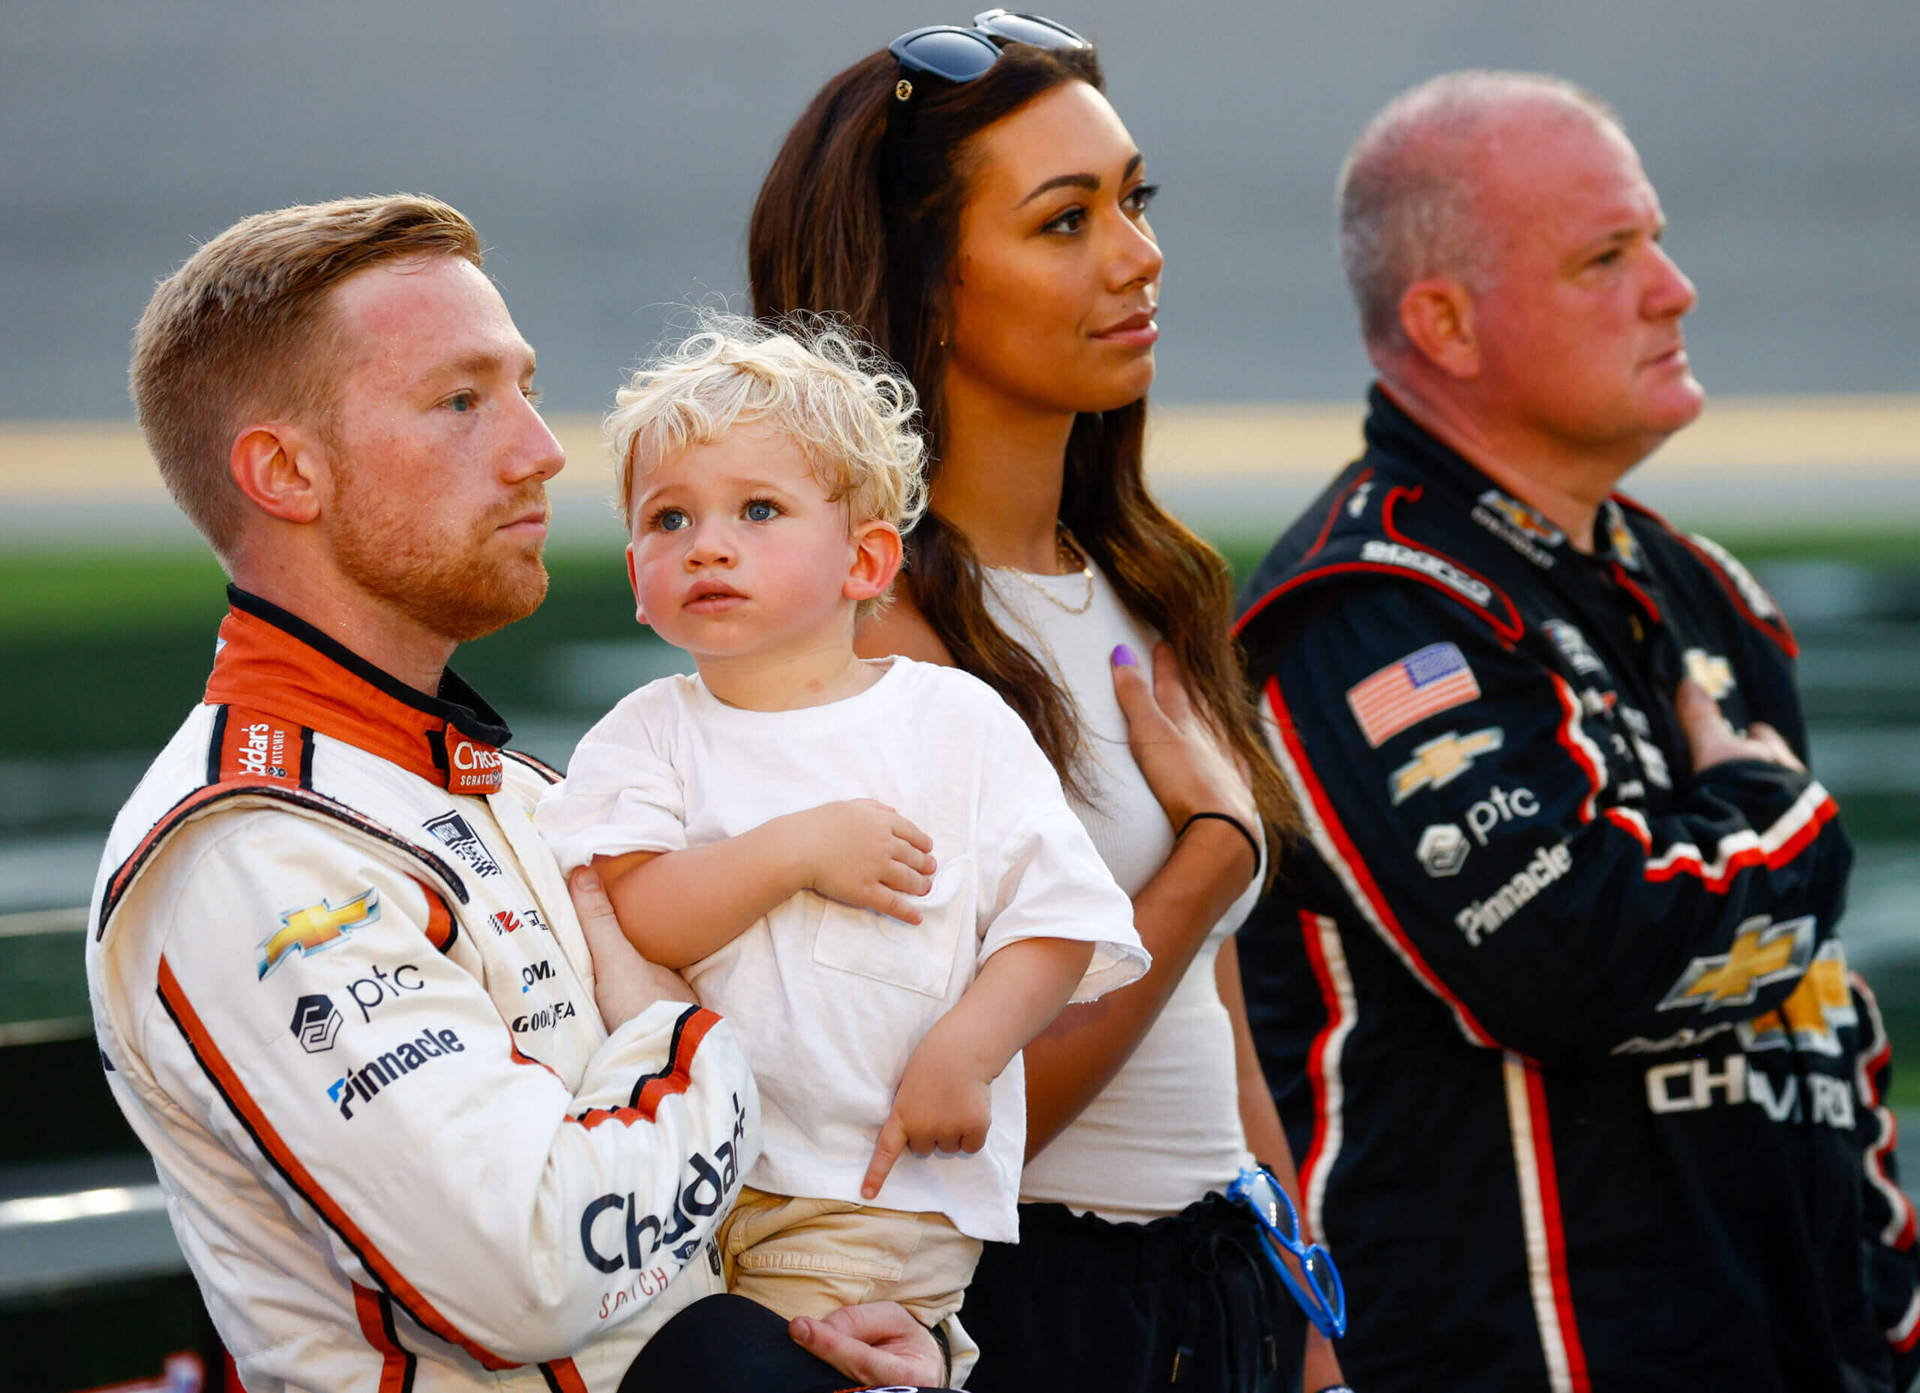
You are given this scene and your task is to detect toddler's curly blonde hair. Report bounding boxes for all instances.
[607,314,928,618]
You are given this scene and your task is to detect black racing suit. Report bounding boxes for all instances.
[1233,385,1920,1393]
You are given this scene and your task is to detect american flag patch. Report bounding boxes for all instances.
[1346,643,1480,747]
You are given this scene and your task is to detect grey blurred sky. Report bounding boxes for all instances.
[4,0,1916,417]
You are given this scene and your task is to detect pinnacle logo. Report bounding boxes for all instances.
[1683,648,1736,701]
[326,1028,465,1121]
[1741,942,1855,1056]
[1657,914,1815,1014]
[289,994,343,1053]
[1389,727,1504,804]
[1453,841,1573,946]
[258,889,381,980]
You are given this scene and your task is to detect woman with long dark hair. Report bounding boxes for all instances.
[749,15,1346,1392]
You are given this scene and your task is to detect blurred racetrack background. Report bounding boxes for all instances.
[2,2,1915,1388]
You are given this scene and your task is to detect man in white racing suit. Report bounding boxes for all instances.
[87,195,950,1393]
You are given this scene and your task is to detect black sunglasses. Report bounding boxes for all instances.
[887,10,1088,100]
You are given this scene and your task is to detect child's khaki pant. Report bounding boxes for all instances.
[717,1186,983,1383]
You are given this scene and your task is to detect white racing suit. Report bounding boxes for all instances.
[86,589,759,1393]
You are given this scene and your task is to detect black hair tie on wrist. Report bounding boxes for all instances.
[1178,810,1262,866]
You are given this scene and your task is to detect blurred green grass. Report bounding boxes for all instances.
[5,526,1920,1105]
[9,522,1920,642]
[5,523,1914,758]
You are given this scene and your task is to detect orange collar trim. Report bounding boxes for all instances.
[202,588,510,795]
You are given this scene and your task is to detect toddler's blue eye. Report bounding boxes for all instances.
[656,508,690,532]
[745,500,779,522]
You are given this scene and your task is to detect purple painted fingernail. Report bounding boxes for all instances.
[1112,643,1138,667]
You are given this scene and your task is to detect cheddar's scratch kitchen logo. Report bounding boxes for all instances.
[444,732,503,795]
[257,889,380,980]
[582,1093,749,1282]
[235,721,290,779]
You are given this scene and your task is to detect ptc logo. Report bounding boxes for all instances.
[290,994,343,1053]
[1416,824,1470,878]
[1464,785,1541,845]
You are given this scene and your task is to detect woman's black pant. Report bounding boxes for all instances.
[959,1193,1308,1391]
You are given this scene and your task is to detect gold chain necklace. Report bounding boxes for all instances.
[990,524,1095,615]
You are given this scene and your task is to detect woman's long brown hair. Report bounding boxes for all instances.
[749,42,1297,845]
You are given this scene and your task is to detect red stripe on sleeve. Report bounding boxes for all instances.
[1641,791,1840,893]
[157,955,514,1371]
[576,1007,723,1130]
[1854,974,1919,1253]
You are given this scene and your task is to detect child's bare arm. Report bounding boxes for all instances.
[861,935,1095,1198]
[596,799,936,970]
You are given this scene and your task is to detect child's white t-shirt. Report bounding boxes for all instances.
[534,657,1148,1242]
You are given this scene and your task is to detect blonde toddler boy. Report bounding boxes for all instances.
[534,317,1146,1363]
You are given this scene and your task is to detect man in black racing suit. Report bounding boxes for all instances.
[1233,72,1920,1393]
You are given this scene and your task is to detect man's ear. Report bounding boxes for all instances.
[1398,277,1480,380]
[229,423,325,524]
[625,543,649,626]
[845,520,904,605]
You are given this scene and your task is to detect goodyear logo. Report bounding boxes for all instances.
[1656,914,1813,1014]
[1389,727,1504,804]
[258,889,380,980]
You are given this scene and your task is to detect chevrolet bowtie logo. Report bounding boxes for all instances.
[1389,727,1504,804]
[1482,492,1564,543]
[1607,508,1642,569]
[1657,914,1814,1014]
[258,888,381,980]
[1684,648,1736,701]
[1742,945,1856,1056]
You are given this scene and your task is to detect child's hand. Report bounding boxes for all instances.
[791,799,936,924]
[860,1036,993,1199]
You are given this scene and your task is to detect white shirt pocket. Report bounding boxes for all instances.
[808,854,976,1000]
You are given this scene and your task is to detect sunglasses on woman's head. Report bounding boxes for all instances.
[888,10,1088,100]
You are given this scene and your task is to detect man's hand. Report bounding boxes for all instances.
[567,865,694,1031]
[861,1035,993,1200]
[786,799,936,924]
[789,1303,948,1388]
[1676,678,1806,775]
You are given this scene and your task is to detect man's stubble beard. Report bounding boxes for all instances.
[330,476,551,646]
